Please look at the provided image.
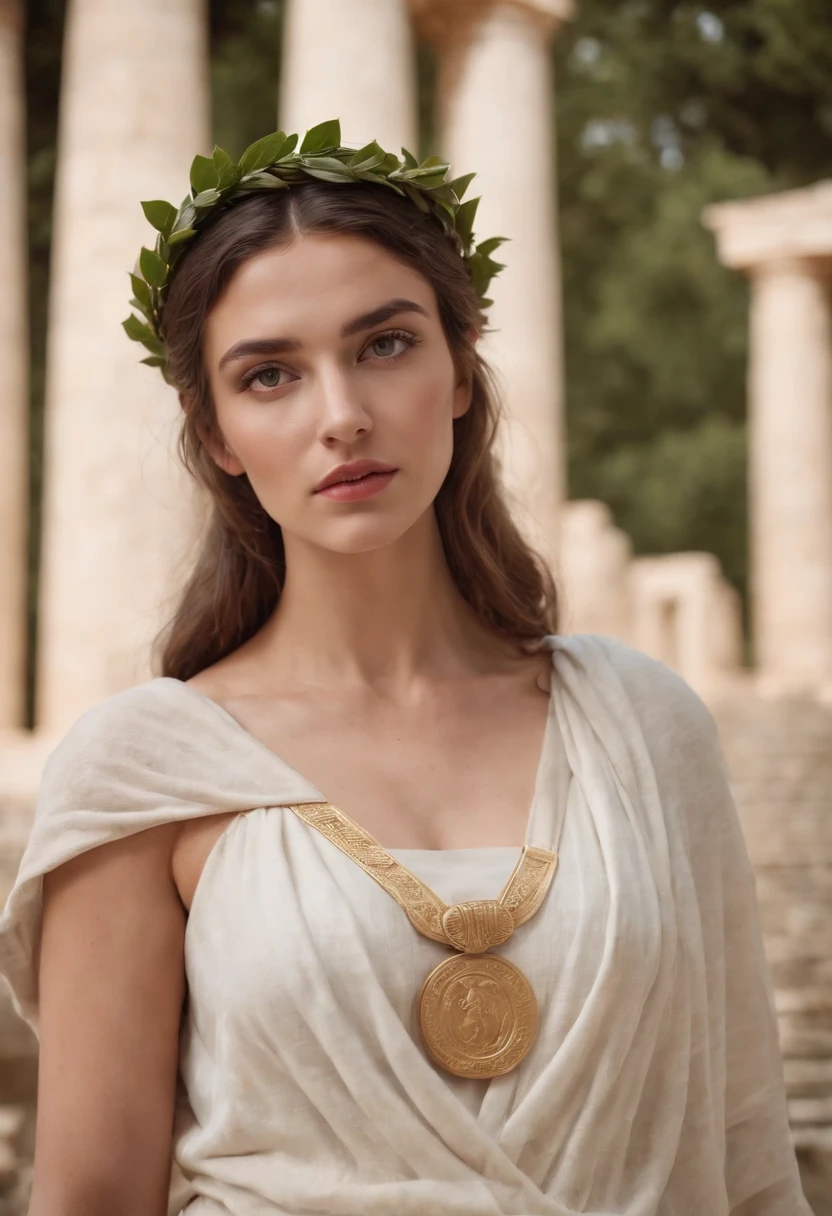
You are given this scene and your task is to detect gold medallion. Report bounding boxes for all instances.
[287,802,558,1079]
[419,953,539,1078]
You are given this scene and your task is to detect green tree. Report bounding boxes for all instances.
[554,0,832,637]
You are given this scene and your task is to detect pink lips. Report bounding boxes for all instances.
[313,457,399,500]
[315,470,397,501]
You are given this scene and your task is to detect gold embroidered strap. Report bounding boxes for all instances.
[287,801,558,951]
[497,845,559,926]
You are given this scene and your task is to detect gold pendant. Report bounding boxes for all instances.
[419,953,539,1079]
[286,803,558,1080]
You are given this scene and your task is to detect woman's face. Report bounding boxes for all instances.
[200,232,472,555]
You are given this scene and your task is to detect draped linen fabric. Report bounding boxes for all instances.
[0,634,810,1215]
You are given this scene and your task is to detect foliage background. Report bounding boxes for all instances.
[23,0,832,675]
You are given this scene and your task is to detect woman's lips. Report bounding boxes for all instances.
[315,470,398,501]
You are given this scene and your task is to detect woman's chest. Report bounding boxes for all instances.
[182,667,552,852]
[179,794,656,1046]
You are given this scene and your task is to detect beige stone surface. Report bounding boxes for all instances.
[629,552,745,697]
[715,691,832,1199]
[747,259,832,693]
[704,186,832,697]
[431,1,570,572]
[410,0,573,44]
[35,0,210,732]
[279,0,417,151]
[559,500,633,640]
[0,1,28,729]
[704,180,832,270]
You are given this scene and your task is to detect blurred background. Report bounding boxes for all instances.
[0,0,830,1210]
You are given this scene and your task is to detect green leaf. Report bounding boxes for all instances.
[402,184,431,214]
[172,203,197,233]
[277,133,299,158]
[190,154,218,195]
[379,151,402,175]
[402,163,450,182]
[238,130,289,175]
[303,167,357,183]
[419,154,446,169]
[192,187,221,209]
[237,170,289,190]
[139,246,167,288]
[122,314,163,354]
[300,118,341,154]
[401,147,418,169]
[129,273,152,309]
[140,354,166,368]
[433,199,457,226]
[448,172,476,201]
[424,184,457,206]
[212,147,241,190]
[141,199,177,236]
[455,196,480,242]
[347,141,386,171]
[475,236,508,257]
[405,170,448,189]
[212,145,234,171]
[167,227,197,245]
[302,155,354,173]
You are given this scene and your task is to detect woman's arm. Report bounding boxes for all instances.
[28,821,186,1216]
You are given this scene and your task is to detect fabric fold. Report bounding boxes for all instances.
[0,633,810,1215]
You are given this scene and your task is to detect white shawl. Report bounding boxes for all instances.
[0,634,809,1214]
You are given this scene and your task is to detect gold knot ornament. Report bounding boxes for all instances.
[287,801,558,1079]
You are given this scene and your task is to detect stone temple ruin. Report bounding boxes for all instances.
[0,0,830,1209]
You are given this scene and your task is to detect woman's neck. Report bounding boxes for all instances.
[234,514,517,692]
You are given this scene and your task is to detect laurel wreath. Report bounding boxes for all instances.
[123,118,507,384]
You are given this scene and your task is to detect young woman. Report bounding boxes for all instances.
[0,125,809,1215]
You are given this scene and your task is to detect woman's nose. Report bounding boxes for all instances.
[315,367,373,443]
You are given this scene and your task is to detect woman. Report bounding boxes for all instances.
[0,123,809,1215]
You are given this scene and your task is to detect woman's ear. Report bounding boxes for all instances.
[182,394,246,477]
[452,367,474,420]
[200,426,246,477]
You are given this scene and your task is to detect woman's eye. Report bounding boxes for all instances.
[364,332,413,360]
[241,365,289,392]
[253,367,283,389]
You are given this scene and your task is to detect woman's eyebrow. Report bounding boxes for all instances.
[340,298,430,337]
[217,298,430,371]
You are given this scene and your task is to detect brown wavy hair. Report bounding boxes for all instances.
[154,182,558,681]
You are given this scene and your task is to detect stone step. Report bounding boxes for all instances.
[769,958,832,993]
[789,1096,832,1125]
[776,988,832,1015]
[735,805,832,866]
[784,1058,832,1098]
[764,934,832,966]
[778,1022,832,1060]
[791,1123,832,1152]
[760,901,832,939]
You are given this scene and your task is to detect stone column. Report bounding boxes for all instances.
[748,260,832,688]
[0,0,28,728]
[280,0,417,152]
[412,0,572,571]
[705,184,832,693]
[37,0,210,731]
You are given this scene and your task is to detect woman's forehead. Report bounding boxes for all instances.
[205,233,436,354]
